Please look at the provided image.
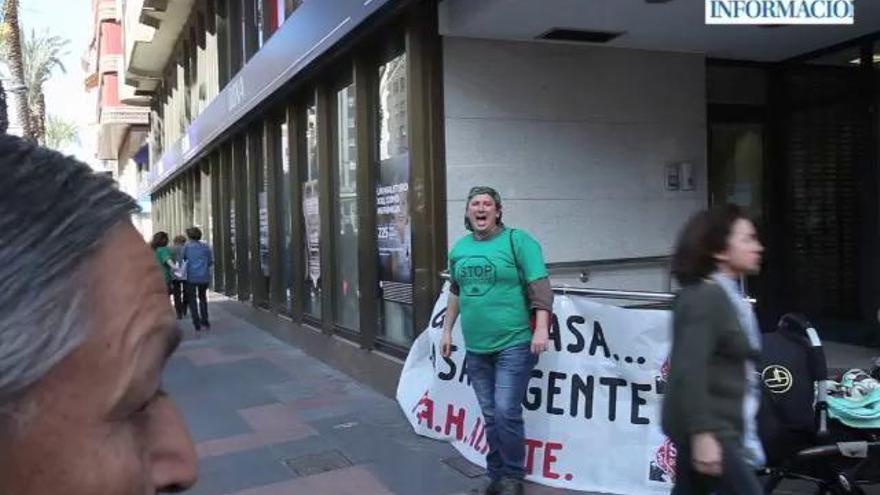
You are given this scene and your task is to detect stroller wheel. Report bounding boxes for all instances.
[817,474,866,495]
[763,471,784,494]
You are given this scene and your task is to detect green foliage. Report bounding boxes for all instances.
[45,114,78,150]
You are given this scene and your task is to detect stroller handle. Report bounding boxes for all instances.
[796,441,880,460]
[778,313,813,333]
[777,313,822,349]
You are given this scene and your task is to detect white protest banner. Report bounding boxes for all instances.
[396,286,676,494]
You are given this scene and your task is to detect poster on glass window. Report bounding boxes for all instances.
[258,192,269,277]
[376,152,412,286]
[302,180,321,289]
[229,202,237,260]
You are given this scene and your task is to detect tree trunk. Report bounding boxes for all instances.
[0,78,8,134]
[3,0,31,140]
[31,91,45,145]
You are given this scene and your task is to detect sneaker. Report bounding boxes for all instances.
[497,478,523,495]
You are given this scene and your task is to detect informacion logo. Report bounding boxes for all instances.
[705,0,854,25]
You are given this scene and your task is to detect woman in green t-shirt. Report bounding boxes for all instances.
[150,231,175,293]
[441,186,553,495]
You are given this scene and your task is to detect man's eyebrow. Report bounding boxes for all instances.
[164,325,183,360]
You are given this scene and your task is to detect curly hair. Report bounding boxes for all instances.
[150,231,169,250]
[671,204,749,286]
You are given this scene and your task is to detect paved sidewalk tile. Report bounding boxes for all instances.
[168,302,588,495]
[224,466,395,495]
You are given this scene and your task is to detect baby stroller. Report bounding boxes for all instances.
[758,313,880,494]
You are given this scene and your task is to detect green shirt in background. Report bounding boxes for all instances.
[154,246,172,284]
[449,227,549,353]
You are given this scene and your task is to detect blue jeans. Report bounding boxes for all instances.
[466,343,538,481]
[184,282,209,329]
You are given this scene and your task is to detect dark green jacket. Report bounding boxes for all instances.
[661,280,758,444]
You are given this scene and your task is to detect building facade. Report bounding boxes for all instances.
[87,0,153,237]
[131,0,880,370]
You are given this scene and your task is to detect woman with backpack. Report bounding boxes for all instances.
[440,186,552,495]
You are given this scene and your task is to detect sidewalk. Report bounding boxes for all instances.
[169,296,877,495]
[169,297,580,495]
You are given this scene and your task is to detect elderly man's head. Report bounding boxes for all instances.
[0,136,197,493]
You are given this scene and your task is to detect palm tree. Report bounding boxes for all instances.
[45,114,78,150]
[0,0,31,140]
[0,29,70,144]
[21,29,68,144]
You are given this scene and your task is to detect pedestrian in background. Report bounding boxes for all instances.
[150,231,174,294]
[441,186,552,495]
[662,204,765,495]
[171,235,188,319]
[182,227,213,332]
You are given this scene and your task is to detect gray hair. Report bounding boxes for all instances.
[0,135,138,408]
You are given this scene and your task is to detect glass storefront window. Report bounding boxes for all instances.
[234,135,250,300]
[709,124,764,222]
[280,119,294,313]
[303,95,322,318]
[192,170,201,231]
[256,0,264,48]
[376,50,414,345]
[224,148,238,295]
[334,83,359,330]
[256,127,271,308]
[205,164,213,246]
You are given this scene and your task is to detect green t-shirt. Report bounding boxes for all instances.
[154,246,172,284]
[449,227,549,353]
